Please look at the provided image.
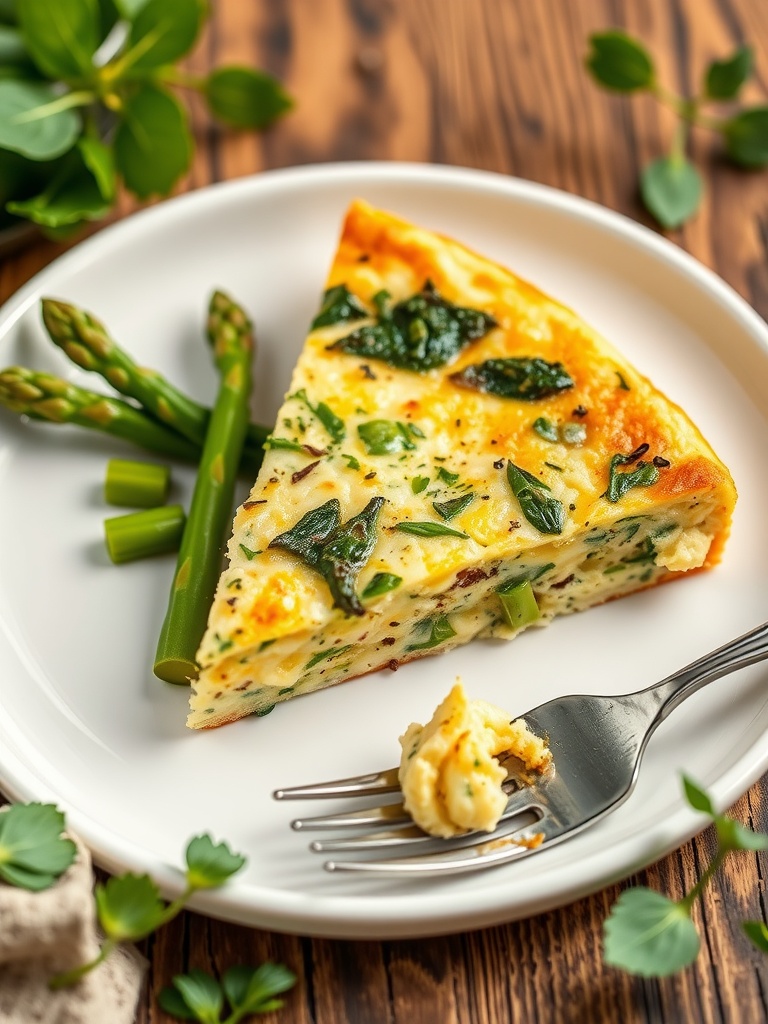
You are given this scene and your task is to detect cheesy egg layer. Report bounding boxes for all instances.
[189,200,736,729]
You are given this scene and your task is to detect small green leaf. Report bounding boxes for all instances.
[715,817,768,852]
[682,775,715,816]
[341,453,360,470]
[0,803,76,891]
[125,0,203,71]
[437,466,459,486]
[433,492,474,521]
[7,144,111,227]
[358,419,416,455]
[95,873,166,941]
[603,888,700,976]
[361,571,402,599]
[168,970,223,1024]
[293,388,345,443]
[406,614,456,652]
[604,450,660,503]
[411,475,429,493]
[641,156,702,229]
[223,962,297,1015]
[450,357,574,401]
[305,644,353,670]
[722,107,768,168]
[205,66,292,129]
[743,920,768,954]
[0,81,80,160]
[532,417,558,442]
[18,0,99,79]
[507,460,565,535]
[705,45,752,100]
[114,83,192,198]
[78,135,115,201]
[157,985,199,1020]
[394,521,469,539]
[311,284,369,330]
[586,31,655,92]
[185,833,246,890]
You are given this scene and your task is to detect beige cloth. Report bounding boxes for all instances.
[0,808,147,1021]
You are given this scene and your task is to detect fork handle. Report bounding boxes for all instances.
[646,619,768,722]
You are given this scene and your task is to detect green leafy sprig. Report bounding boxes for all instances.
[586,31,767,228]
[50,832,246,988]
[0,803,77,890]
[0,0,291,234]
[603,777,768,976]
[159,963,297,1023]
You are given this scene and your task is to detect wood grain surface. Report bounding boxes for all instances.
[3,1,768,1021]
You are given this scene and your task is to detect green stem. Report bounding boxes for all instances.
[154,291,254,685]
[13,90,94,124]
[679,847,729,913]
[160,67,206,90]
[49,937,117,989]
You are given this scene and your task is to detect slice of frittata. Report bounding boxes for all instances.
[189,200,736,728]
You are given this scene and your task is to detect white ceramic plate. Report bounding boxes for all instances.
[1,163,767,939]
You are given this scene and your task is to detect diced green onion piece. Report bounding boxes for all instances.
[497,580,540,629]
[105,459,170,508]
[104,505,186,564]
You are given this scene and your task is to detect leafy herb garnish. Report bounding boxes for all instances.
[411,475,430,494]
[406,614,456,651]
[395,521,469,539]
[450,357,574,401]
[433,492,474,521]
[159,963,297,1023]
[498,562,555,589]
[532,417,559,442]
[311,284,369,330]
[52,831,246,989]
[328,280,496,373]
[358,419,416,455]
[604,776,768,977]
[341,453,361,470]
[506,461,565,535]
[292,388,345,443]
[269,497,385,616]
[362,572,403,599]
[437,466,460,486]
[586,31,767,228]
[0,0,291,235]
[0,803,76,891]
[604,450,660,503]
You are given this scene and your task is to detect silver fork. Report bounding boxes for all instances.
[273,620,768,877]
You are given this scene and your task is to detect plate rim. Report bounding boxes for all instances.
[1,160,768,939]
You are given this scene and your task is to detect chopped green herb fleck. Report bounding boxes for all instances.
[311,284,369,329]
[408,423,426,438]
[259,639,276,652]
[544,462,563,472]
[604,563,629,575]
[395,521,469,539]
[498,562,555,589]
[278,686,294,695]
[605,451,660,503]
[362,572,403,599]
[254,704,276,717]
[411,475,430,494]
[533,417,559,442]
[615,371,631,391]
[305,644,354,670]
[506,461,565,535]
[406,614,457,651]
[329,280,496,373]
[433,492,475,520]
[341,453,361,470]
[239,544,259,560]
[451,357,574,400]
[358,419,417,455]
[437,467,460,486]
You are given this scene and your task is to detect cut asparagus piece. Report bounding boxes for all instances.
[154,291,254,685]
[105,459,170,508]
[104,505,186,564]
[40,298,268,468]
[0,367,262,474]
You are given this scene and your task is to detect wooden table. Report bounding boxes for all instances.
[3,1,768,1020]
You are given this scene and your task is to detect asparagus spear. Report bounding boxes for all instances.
[154,290,254,685]
[0,367,263,474]
[40,298,269,467]
[0,367,200,461]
